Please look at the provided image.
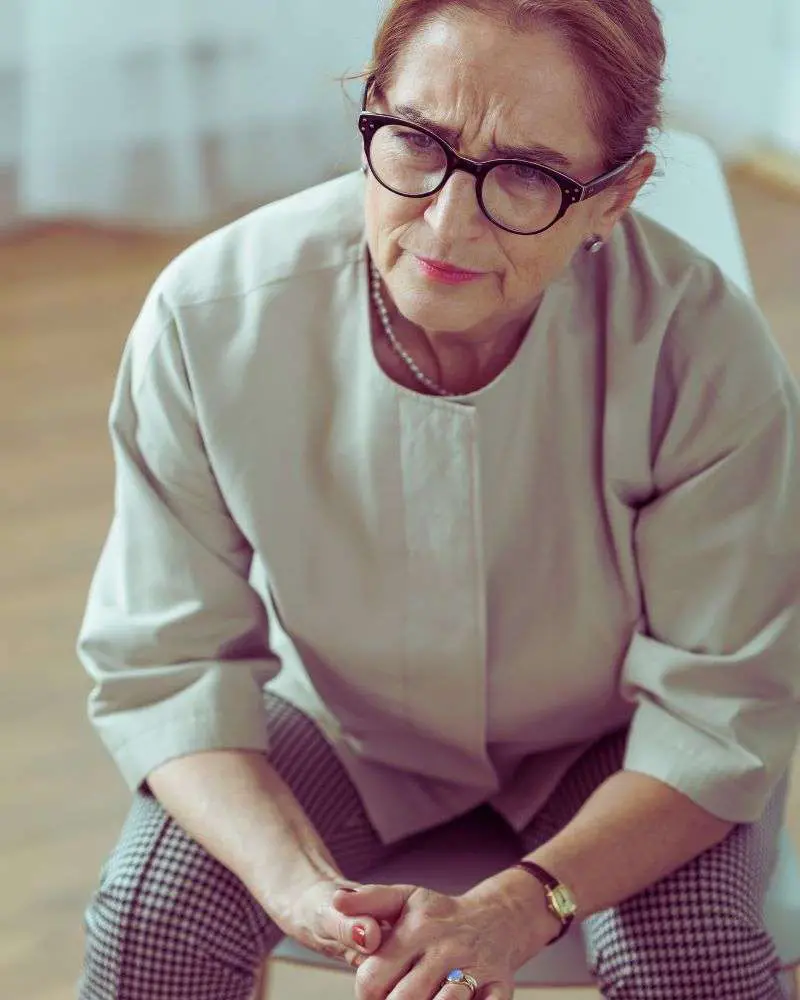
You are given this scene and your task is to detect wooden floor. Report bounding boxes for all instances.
[1,173,799,999]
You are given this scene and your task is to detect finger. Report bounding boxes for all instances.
[330,884,405,952]
[342,947,364,969]
[477,988,512,1000]
[332,883,411,922]
[383,954,448,1000]
[336,913,383,954]
[354,949,417,1000]
[437,974,511,1000]
[318,902,384,956]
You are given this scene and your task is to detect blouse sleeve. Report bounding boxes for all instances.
[621,281,800,823]
[77,285,281,792]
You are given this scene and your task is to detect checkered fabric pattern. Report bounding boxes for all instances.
[519,728,789,999]
[77,692,393,999]
[78,698,789,999]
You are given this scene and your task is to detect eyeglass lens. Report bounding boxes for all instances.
[368,123,563,233]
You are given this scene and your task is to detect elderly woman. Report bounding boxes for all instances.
[76,1,800,999]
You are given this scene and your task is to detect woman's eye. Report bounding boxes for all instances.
[402,132,434,151]
[511,164,547,186]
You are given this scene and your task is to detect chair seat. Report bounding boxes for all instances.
[272,804,800,986]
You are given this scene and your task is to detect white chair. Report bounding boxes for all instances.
[258,132,800,998]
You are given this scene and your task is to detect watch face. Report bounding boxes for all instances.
[551,885,578,917]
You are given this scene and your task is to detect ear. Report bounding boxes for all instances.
[594,151,657,230]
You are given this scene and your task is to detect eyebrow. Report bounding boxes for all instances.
[392,102,574,170]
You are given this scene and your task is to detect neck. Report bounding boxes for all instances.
[409,322,526,395]
[369,257,542,395]
[373,295,539,395]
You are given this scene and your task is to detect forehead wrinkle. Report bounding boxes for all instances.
[390,14,596,169]
[389,95,575,170]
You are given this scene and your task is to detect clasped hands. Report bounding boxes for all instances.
[322,873,552,1000]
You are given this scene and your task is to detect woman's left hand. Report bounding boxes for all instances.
[333,878,548,1000]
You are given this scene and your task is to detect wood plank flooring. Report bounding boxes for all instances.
[1,174,798,998]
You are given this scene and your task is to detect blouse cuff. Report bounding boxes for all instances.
[87,659,278,793]
[622,698,787,823]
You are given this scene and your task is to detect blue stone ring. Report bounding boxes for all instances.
[445,968,479,995]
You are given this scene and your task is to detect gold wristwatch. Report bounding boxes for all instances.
[512,861,577,944]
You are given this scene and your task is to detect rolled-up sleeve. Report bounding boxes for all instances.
[622,351,800,822]
[77,285,280,792]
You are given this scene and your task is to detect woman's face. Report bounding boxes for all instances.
[363,8,655,342]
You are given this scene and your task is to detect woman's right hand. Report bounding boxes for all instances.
[279,877,399,965]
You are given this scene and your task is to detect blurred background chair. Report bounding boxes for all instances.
[256,129,800,999]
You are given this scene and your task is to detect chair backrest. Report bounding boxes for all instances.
[632,130,754,297]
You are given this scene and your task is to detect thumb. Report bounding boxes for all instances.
[333,883,412,922]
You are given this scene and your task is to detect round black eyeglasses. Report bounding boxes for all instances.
[358,80,639,236]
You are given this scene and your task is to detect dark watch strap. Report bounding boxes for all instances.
[512,861,573,944]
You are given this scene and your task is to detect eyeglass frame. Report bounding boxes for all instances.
[358,78,640,236]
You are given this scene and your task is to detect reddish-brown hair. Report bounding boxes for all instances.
[343,0,666,173]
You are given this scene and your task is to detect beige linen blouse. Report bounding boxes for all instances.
[78,170,800,846]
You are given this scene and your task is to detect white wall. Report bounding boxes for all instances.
[771,0,800,152]
[1,0,796,227]
[656,0,790,158]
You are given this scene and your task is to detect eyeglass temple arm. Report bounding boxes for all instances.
[580,154,640,200]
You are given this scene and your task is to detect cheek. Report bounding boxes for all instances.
[502,241,552,290]
[365,186,425,250]
[510,226,580,289]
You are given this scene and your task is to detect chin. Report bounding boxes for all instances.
[397,292,487,334]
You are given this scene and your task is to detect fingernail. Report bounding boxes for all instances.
[352,924,367,948]
[338,887,358,893]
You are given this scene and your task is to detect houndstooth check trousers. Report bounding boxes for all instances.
[77,692,789,1000]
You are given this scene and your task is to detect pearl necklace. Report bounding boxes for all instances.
[369,258,449,397]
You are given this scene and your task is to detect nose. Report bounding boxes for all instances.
[423,169,487,239]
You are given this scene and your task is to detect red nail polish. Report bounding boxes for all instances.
[352,924,367,948]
